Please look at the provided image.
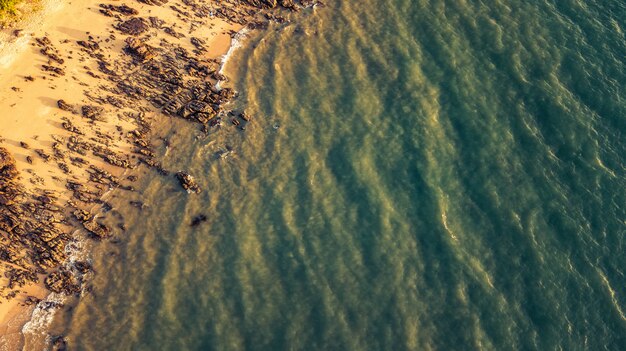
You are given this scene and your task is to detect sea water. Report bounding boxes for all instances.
[45,0,625,349]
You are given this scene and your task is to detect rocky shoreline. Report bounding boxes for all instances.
[0,0,321,347]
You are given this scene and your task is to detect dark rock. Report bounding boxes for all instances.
[42,65,65,76]
[194,112,214,124]
[175,172,201,194]
[247,20,269,30]
[99,3,139,16]
[239,111,252,121]
[246,0,277,8]
[57,99,77,113]
[40,301,64,310]
[4,267,37,289]
[279,0,297,10]
[81,105,105,121]
[40,46,65,64]
[51,335,68,351]
[83,219,112,239]
[77,40,100,52]
[124,37,156,62]
[190,214,207,227]
[61,119,84,134]
[73,261,92,274]
[106,96,125,108]
[138,0,169,5]
[163,27,185,38]
[72,208,90,222]
[0,148,18,180]
[148,16,165,28]
[190,37,206,52]
[35,37,52,47]
[116,17,150,36]
[209,117,222,127]
[179,100,213,119]
[44,270,80,294]
[34,149,52,162]
[94,151,132,169]
[24,295,41,305]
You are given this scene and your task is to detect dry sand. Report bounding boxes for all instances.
[0,0,241,342]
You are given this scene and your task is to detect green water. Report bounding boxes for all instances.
[49,0,625,349]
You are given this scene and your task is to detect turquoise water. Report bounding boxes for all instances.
[51,0,624,349]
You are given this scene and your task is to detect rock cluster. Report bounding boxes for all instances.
[57,99,78,114]
[81,105,105,121]
[99,3,139,17]
[138,0,169,5]
[124,37,157,62]
[0,148,71,299]
[35,37,66,76]
[116,17,150,36]
[0,147,18,180]
[44,269,80,294]
[246,0,278,9]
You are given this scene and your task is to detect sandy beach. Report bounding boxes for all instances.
[0,0,295,347]
[1,0,239,194]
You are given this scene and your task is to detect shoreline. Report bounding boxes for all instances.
[0,0,316,348]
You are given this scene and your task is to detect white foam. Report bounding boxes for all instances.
[215,28,249,91]
[21,293,65,335]
[20,232,92,348]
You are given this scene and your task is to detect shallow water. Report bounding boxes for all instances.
[47,0,625,349]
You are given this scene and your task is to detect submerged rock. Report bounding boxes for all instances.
[82,219,112,239]
[191,214,208,227]
[50,335,68,351]
[175,172,201,194]
[73,261,92,274]
[239,111,252,121]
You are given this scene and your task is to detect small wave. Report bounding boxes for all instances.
[20,293,67,350]
[20,233,91,348]
[215,28,250,91]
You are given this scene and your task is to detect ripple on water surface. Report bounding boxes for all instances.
[53,0,626,349]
